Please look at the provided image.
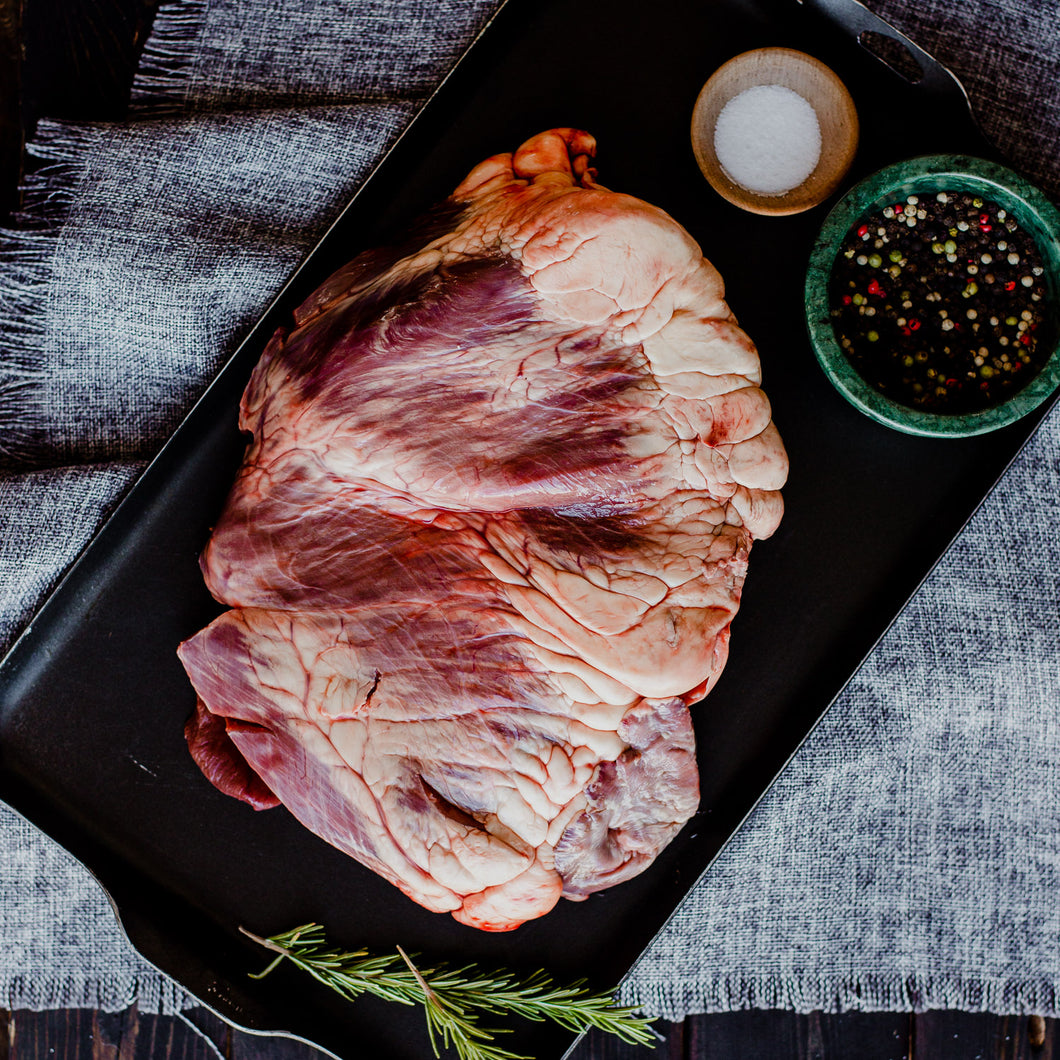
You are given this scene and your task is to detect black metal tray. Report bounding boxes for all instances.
[0,0,1049,1057]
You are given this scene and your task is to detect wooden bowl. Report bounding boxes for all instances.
[691,47,859,216]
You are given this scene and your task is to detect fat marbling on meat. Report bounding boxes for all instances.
[177,128,788,931]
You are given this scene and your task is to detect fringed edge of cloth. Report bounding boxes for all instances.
[0,120,99,466]
[0,0,212,462]
[621,972,1060,1020]
[129,0,212,115]
[1,974,192,1015]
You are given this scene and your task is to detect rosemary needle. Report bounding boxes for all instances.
[240,922,656,1060]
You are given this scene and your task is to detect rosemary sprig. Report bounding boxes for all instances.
[240,922,656,1060]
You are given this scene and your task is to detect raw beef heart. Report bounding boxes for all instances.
[178,128,788,931]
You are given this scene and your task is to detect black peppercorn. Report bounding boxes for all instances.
[829,191,1053,413]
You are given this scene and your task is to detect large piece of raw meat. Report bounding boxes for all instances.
[178,129,788,931]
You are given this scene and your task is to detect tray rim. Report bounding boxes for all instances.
[1,0,1056,1054]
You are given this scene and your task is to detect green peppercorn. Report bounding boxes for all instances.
[828,189,1050,415]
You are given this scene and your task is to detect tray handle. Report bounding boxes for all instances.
[795,0,974,113]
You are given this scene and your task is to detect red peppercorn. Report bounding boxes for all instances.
[829,190,1048,415]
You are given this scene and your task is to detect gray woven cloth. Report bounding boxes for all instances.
[1,0,1059,1023]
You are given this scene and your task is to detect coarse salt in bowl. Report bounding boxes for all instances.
[713,83,823,196]
[691,47,859,216]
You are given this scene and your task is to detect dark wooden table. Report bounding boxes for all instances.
[1,3,1055,1058]
[0,1006,1053,1059]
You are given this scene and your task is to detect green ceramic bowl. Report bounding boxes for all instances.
[805,155,1060,437]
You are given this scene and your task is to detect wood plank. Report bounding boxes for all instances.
[91,1005,140,1060]
[130,1013,181,1060]
[686,1010,797,1058]
[9,1009,93,1059]
[5,1007,1058,1059]
[806,1010,912,1060]
[166,1009,230,1060]
[683,1010,911,1060]
[913,1011,1054,1060]
[568,1019,683,1060]
[134,1010,224,1060]
[7,1008,212,1060]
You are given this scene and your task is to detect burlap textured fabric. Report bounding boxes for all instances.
[1,0,1058,1019]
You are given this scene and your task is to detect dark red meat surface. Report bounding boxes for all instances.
[178,129,788,931]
